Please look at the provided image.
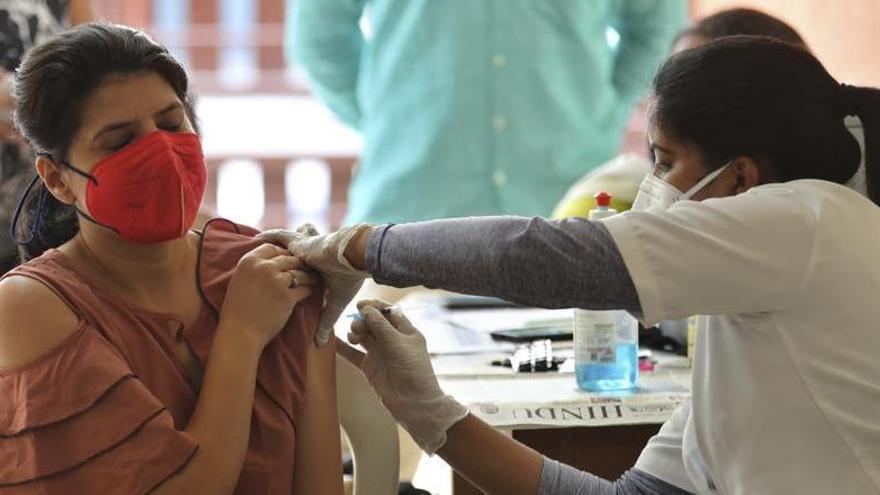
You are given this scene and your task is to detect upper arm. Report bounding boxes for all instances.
[0,310,199,493]
[0,275,80,368]
[291,335,343,494]
[601,189,818,325]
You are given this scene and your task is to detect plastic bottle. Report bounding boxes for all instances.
[687,316,698,367]
[574,192,639,391]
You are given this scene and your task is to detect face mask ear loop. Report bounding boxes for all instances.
[60,160,99,187]
[32,179,52,241]
[54,156,116,233]
[681,160,733,200]
[33,183,59,247]
[71,204,119,235]
[34,151,98,186]
[9,174,42,246]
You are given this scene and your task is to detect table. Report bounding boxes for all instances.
[438,362,690,493]
[417,304,692,494]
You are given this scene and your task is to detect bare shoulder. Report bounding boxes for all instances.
[0,275,81,368]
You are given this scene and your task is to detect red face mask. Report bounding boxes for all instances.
[64,130,207,243]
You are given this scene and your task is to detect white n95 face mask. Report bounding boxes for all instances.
[631,162,731,211]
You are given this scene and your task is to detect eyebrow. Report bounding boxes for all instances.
[91,102,184,142]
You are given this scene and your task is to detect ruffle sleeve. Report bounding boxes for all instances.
[193,218,322,427]
[0,324,198,494]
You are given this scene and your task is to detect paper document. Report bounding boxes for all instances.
[446,308,574,333]
[404,306,516,355]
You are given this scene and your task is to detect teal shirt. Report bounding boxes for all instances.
[288,0,685,224]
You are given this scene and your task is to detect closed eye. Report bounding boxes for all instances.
[106,133,134,151]
[653,163,672,178]
[159,123,183,132]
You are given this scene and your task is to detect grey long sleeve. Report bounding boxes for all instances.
[540,458,694,495]
[366,216,641,314]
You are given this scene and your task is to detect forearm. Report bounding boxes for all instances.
[360,217,641,312]
[154,324,262,494]
[437,414,543,495]
[612,0,687,103]
[437,415,644,495]
[292,336,344,494]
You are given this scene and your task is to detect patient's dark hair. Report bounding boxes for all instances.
[12,22,198,261]
[651,36,880,204]
[676,8,805,47]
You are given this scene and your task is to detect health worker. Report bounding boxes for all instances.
[263,36,880,494]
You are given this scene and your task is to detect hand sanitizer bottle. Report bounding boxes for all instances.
[574,192,639,391]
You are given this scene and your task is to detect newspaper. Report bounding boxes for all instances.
[467,391,690,428]
[440,362,692,429]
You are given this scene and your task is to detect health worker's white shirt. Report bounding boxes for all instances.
[602,180,880,494]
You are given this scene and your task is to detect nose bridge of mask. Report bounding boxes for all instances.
[166,136,189,237]
[154,132,184,174]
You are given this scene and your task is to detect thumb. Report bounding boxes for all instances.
[361,306,401,345]
[385,307,417,336]
[286,232,322,258]
[315,313,338,346]
[256,228,295,247]
[357,298,394,311]
[295,223,321,237]
[317,296,351,343]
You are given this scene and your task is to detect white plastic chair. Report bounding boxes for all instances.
[337,357,400,495]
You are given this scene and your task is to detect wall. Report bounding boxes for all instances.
[691,0,880,86]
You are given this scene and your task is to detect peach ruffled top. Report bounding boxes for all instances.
[0,219,321,494]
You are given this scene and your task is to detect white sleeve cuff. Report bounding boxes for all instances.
[600,213,667,327]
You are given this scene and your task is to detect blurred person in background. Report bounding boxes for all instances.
[0,0,94,275]
[552,8,813,218]
[289,0,686,225]
[290,5,683,488]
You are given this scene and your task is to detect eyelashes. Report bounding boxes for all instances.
[106,124,184,152]
[653,163,672,178]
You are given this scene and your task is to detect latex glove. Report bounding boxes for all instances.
[337,299,469,454]
[259,223,371,345]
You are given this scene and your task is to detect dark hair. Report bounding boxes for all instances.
[12,22,197,261]
[651,36,880,204]
[675,8,805,48]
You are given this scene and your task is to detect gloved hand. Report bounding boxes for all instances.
[337,299,469,455]
[259,223,372,345]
